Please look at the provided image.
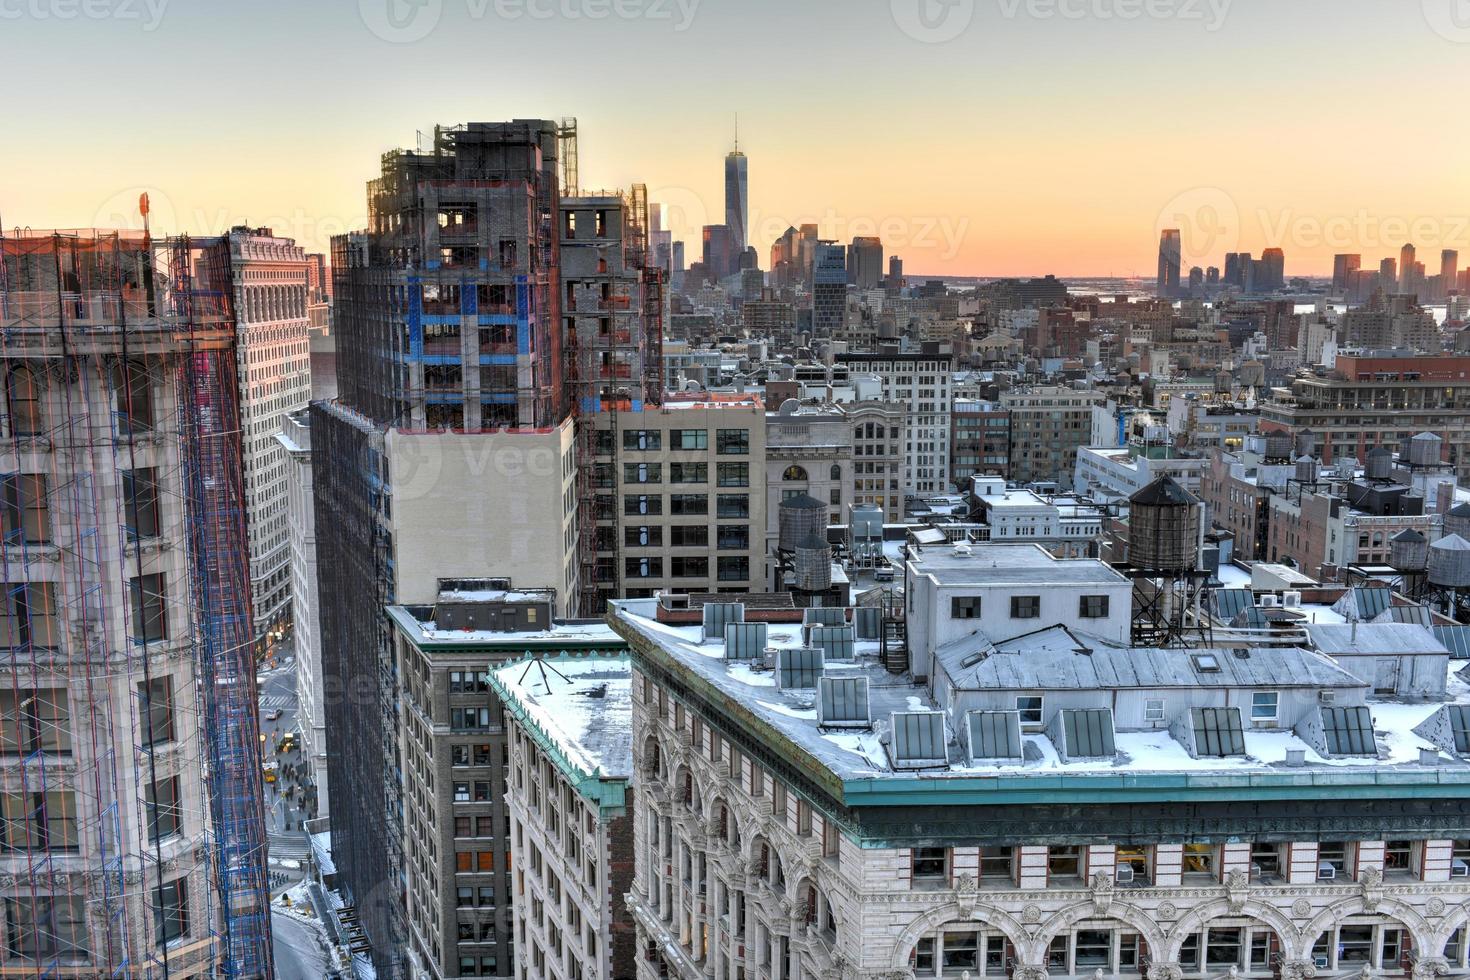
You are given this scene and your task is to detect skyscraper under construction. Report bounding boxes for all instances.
[0,230,271,978]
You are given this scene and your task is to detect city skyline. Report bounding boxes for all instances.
[4,1,1470,277]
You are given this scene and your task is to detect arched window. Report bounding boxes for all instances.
[6,367,42,437]
[783,465,808,482]
[830,464,841,481]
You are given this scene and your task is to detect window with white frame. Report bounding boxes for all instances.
[1309,922,1405,972]
[910,928,1014,977]
[1045,930,1144,976]
[1015,696,1043,729]
[1250,692,1279,723]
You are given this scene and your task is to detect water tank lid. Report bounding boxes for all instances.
[1367,447,1392,458]
[1129,475,1200,507]
[1392,528,1426,543]
[795,532,830,551]
[1433,533,1470,551]
[779,399,800,415]
[1295,454,1315,464]
[1411,431,1442,442]
[781,493,825,510]
[1450,503,1470,517]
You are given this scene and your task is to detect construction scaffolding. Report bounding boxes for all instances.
[0,230,271,978]
[564,183,665,616]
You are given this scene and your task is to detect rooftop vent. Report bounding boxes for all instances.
[889,710,948,770]
[1321,705,1375,756]
[775,647,824,690]
[817,676,871,729]
[802,606,847,627]
[1190,706,1245,757]
[806,625,856,661]
[723,622,768,661]
[966,710,1023,764]
[701,602,745,643]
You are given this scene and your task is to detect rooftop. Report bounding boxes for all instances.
[908,543,1129,588]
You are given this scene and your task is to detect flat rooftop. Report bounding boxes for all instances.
[490,656,633,781]
[609,597,1470,806]
[909,543,1130,587]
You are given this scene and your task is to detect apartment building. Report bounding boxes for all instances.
[836,345,953,494]
[0,231,270,976]
[491,653,636,980]
[1073,446,1204,503]
[765,403,853,539]
[1000,386,1116,490]
[1261,355,1470,480]
[228,226,312,654]
[951,399,1010,487]
[593,395,767,598]
[611,546,1470,980]
[1197,449,1295,562]
[388,587,627,979]
[276,410,329,817]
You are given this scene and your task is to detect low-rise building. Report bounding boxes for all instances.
[491,653,636,980]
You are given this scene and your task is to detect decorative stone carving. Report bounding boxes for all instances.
[1156,901,1178,920]
[1411,957,1450,980]
[954,872,980,918]
[1225,868,1248,914]
[1359,865,1384,913]
[1291,898,1313,919]
[1356,964,1376,980]
[1278,960,1318,980]
[1090,870,1114,914]
[1426,897,1447,917]
[1146,962,1183,980]
[1012,966,1048,980]
[1021,903,1042,924]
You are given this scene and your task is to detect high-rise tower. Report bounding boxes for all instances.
[1157,228,1182,298]
[724,117,748,255]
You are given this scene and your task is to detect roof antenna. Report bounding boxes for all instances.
[734,111,739,152]
[517,651,570,692]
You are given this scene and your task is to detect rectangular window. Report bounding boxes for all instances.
[1078,594,1109,618]
[951,596,981,619]
[622,494,662,516]
[1,583,57,649]
[1250,692,1279,721]
[154,878,188,946]
[624,557,663,579]
[716,429,749,455]
[669,462,708,484]
[0,688,70,755]
[716,494,749,519]
[717,525,749,550]
[145,776,182,841]
[1048,845,1083,879]
[5,895,87,961]
[1144,698,1166,722]
[671,429,708,450]
[129,573,168,643]
[1010,595,1040,619]
[670,494,708,516]
[717,463,749,487]
[979,846,1013,881]
[1319,841,1351,876]
[622,430,661,451]
[669,526,708,548]
[1,475,48,545]
[1182,843,1217,877]
[912,847,948,882]
[670,557,709,578]
[717,556,749,582]
[1015,695,1043,728]
[121,469,159,541]
[1384,840,1415,875]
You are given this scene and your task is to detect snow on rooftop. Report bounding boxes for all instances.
[491,657,633,779]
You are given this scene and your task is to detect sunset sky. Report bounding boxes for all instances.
[4,0,1469,277]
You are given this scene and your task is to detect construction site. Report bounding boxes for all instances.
[0,230,271,977]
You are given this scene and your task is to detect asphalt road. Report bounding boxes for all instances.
[259,647,315,889]
[272,910,334,980]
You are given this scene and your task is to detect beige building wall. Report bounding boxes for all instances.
[388,419,579,615]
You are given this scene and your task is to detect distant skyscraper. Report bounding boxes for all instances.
[1381,256,1397,285]
[1400,243,1417,290]
[1157,229,1181,298]
[886,254,904,290]
[702,223,738,281]
[812,242,847,336]
[1333,253,1361,291]
[849,236,883,289]
[1206,266,1220,285]
[1224,252,1246,287]
[1188,266,1204,293]
[1259,247,1285,292]
[724,126,748,254]
[1443,249,1459,295]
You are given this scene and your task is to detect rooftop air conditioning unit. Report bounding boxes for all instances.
[1452,859,1469,878]
[1315,956,1331,970]
[1260,594,1280,608]
[1283,590,1302,608]
[1317,861,1336,881]
[1318,690,1337,705]
[1115,865,1134,884]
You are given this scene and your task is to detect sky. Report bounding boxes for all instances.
[3,0,1470,278]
